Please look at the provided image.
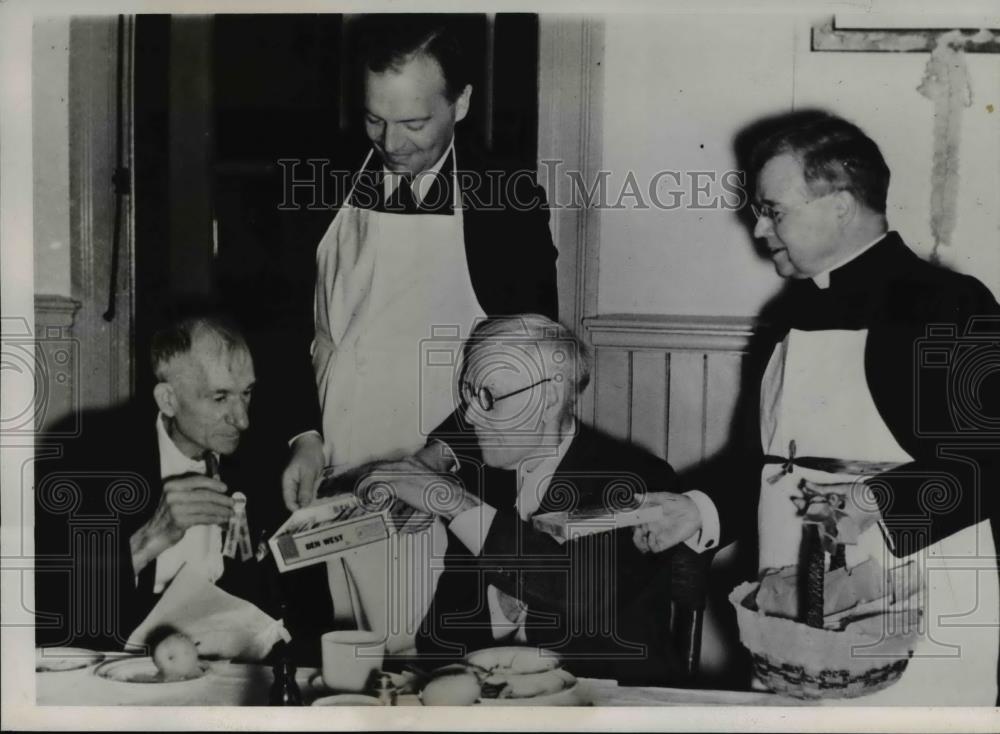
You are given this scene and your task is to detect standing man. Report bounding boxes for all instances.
[640,113,1000,704]
[309,15,558,479]
[296,16,558,650]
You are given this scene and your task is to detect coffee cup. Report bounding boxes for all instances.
[320,630,385,692]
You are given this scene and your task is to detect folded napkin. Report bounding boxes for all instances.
[127,562,289,661]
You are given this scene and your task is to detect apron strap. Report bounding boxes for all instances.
[764,440,904,484]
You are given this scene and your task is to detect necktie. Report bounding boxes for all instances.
[203,450,219,479]
[386,175,418,214]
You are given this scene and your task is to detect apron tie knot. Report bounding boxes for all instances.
[765,439,797,484]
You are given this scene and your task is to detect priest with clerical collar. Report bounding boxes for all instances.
[640,113,1000,704]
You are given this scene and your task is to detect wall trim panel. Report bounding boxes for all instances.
[585,313,756,353]
[583,313,758,470]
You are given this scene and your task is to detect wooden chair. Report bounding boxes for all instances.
[667,543,713,682]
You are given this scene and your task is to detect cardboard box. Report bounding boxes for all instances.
[532,503,666,543]
[268,493,394,573]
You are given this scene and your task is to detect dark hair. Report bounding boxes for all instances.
[749,114,890,214]
[356,15,469,101]
[150,315,248,382]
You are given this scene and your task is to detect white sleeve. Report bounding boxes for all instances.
[447,504,498,556]
[287,429,322,448]
[428,438,460,473]
[682,489,720,553]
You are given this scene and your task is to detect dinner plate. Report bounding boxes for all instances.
[479,680,584,707]
[311,693,382,706]
[35,647,105,673]
[93,656,210,684]
[464,646,561,675]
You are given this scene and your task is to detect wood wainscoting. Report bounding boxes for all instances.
[583,314,755,471]
[582,313,761,685]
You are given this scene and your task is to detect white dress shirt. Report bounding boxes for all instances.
[383,139,455,206]
[447,421,717,640]
[152,413,224,593]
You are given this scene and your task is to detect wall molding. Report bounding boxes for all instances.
[34,295,82,328]
[68,17,135,412]
[538,17,605,422]
[584,313,758,353]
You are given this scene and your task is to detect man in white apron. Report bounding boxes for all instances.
[638,114,999,704]
[307,17,558,653]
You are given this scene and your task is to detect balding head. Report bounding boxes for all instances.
[459,315,590,469]
[151,317,255,458]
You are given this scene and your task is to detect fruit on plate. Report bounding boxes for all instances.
[465,646,560,675]
[420,667,481,706]
[151,631,200,681]
[483,667,577,699]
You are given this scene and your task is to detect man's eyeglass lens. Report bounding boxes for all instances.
[463,378,553,412]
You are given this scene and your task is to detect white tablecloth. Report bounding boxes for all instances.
[36,657,803,707]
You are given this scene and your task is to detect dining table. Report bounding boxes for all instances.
[35,651,807,707]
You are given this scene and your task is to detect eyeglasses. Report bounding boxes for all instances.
[751,191,840,226]
[750,201,785,224]
[461,378,552,412]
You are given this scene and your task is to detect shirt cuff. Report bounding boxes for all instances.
[427,438,461,474]
[427,438,460,473]
[288,430,322,448]
[683,489,720,553]
[448,503,498,556]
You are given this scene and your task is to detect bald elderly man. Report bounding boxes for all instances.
[356,315,714,685]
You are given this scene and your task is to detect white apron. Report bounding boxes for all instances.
[758,328,998,705]
[312,149,486,653]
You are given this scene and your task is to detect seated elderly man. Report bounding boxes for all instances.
[34,314,322,653]
[359,315,714,684]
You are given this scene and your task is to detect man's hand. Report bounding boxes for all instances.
[281,433,325,511]
[130,474,234,575]
[632,492,703,554]
[355,455,477,521]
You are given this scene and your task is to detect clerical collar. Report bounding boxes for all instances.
[811,233,888,289]
[383,139,455,206]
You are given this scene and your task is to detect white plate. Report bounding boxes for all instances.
[312,693,382,706]
[464,646,561,675]
[36,647,105,673]
[93,656,210,684]
[479,680,584,707]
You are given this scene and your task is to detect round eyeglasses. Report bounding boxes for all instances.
[461,378,553,412]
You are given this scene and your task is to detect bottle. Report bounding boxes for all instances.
[268,641,303,706]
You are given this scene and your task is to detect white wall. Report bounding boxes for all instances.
[596,12,1000,318]
[32,17,71,297]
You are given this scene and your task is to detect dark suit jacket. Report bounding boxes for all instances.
[33,401,316,652]
[697,232,1000,557]
[248,137,559,444]
[415,425,686,685]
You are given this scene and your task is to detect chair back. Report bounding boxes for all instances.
[667,543,712,682]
